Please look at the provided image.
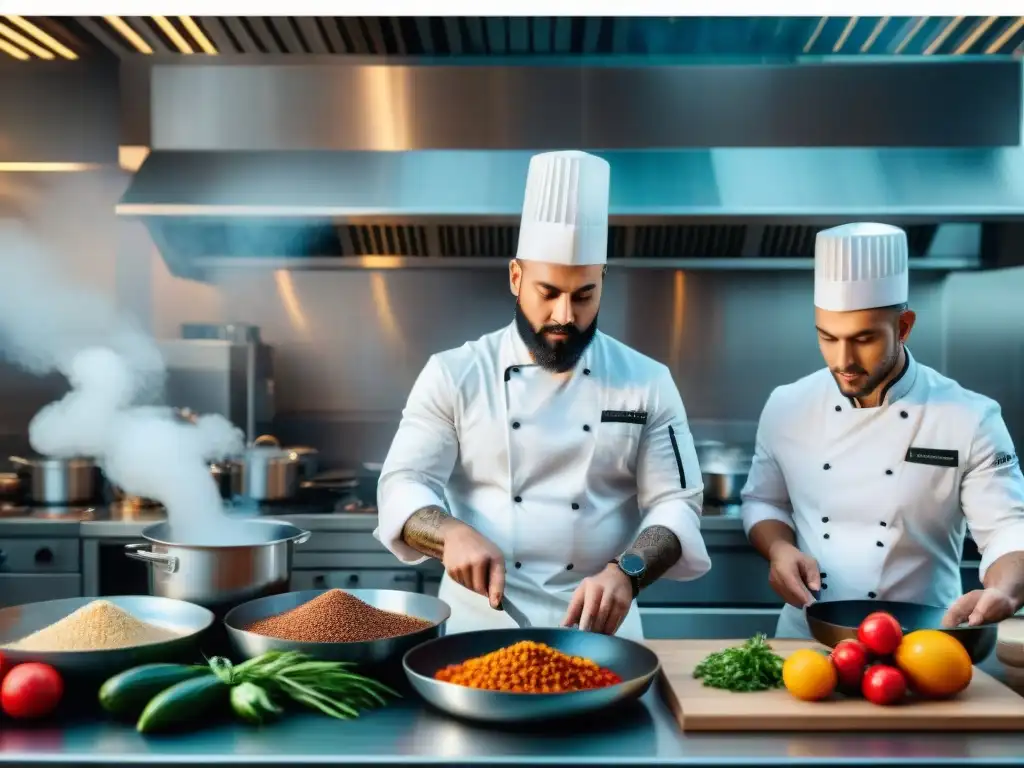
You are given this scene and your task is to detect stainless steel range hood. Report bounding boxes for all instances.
[116,60,1024,277]
[116,147,1023,276]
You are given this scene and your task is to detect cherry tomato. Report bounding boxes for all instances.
[830,639,869,688]
[861,664,907,706]
[1,663,64,720]
[857,612,904,656]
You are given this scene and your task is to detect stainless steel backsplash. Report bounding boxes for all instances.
[0,171,1021,470]
[191,265,1011,468]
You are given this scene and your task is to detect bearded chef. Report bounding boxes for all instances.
[374,150,712,640]
[741,222,1024,639]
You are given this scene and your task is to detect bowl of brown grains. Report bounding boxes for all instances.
[223,589,450,666]
[0,596,215,679]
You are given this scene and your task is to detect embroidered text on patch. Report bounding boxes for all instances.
[994,452,1018,468]
[905,447,959,468]
[601,410,648,425]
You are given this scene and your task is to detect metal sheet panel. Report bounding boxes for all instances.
[117,147,1024,219]
[149,61,1022,150]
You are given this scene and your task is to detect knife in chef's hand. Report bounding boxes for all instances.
[497,595,531,628]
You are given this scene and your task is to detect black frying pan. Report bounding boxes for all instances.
[805,599,997,664]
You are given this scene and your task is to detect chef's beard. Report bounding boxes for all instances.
[832,345,901,400]
[514,301,598,373]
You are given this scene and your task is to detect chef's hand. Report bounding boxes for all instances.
[768,541,821,609]
[942,588,1018,628]
[562,563,633,635]
[442,522,506,609]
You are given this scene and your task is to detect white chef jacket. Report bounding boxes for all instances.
[374,322,712,639]
[741,349,1024,639]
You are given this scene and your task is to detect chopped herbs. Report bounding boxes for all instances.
[693,634,785,692]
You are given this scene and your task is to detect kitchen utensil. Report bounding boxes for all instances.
[805,599,997,664]
[402,627,660,724]
[697,444,752,505]
[654,639,1024,731]
[224,588,450,666]
[226,435,302,501]
[0,595,214,680]
[498,595,531,628]
[9,455,100,505]
[124,520,310,613]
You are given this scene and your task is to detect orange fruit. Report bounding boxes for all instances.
[893,630,973,698]
[783,649,838,701]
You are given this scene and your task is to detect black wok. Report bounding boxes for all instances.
[805,599,997,664]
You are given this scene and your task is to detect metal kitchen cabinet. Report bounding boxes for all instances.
[639,546,779,606]
[0,537,83,607]
[641,607,782,639]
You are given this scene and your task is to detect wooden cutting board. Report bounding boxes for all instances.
[647,639,1024,732]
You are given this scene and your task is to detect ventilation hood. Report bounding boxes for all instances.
[116,59,1024,277]
[116,147,1024,276]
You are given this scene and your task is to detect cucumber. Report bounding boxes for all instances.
[99,664,211,718]
[136,674,229,734]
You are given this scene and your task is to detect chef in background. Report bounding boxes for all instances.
[374,150,711,640]
[742,222,1024,639]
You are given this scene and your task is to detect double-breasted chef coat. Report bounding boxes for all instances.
[741,349,1024,639]
[374,322,712,640]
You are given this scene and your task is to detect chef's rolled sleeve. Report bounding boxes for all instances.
[635,367,711,581]
[374,355,460,565]
[961,403,1024,581]
[741,390,796,537]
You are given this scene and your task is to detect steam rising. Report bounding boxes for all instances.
[0,221,244,540]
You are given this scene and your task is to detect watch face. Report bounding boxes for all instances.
[619,553,645,576]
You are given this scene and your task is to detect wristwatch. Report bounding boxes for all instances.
[612,553,646,599]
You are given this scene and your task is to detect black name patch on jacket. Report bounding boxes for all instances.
[601,410,648,425]
[905,447,959,468]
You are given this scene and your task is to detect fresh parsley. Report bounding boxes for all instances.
[692,634,785,692]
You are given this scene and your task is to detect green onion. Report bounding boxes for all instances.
[206,651,399,722]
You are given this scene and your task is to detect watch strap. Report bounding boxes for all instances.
[610,558,642,600]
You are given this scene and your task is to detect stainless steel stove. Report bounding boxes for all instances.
[0,503,98,521]
[0,504,87,609]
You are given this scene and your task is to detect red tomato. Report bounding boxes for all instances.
[830,639,869,688]
[857,612,903,656]
[1,663,64,720]
[861,664,907,706]
[0,651,8,680]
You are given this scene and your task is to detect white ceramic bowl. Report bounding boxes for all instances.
[996,617,1024,668]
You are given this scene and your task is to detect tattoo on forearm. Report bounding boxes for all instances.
[400,505,451,559]
[626,525,683,589]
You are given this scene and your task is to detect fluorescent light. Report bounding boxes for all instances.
[4,16,77,60]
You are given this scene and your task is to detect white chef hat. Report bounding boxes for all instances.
[814,223,909,311]
[515,150,610,266]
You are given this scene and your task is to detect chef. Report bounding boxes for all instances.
[374,150,711,640]
[741,222,1024,639]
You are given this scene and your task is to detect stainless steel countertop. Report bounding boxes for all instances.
[0,657,1021,766]
[0,506,748,539]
